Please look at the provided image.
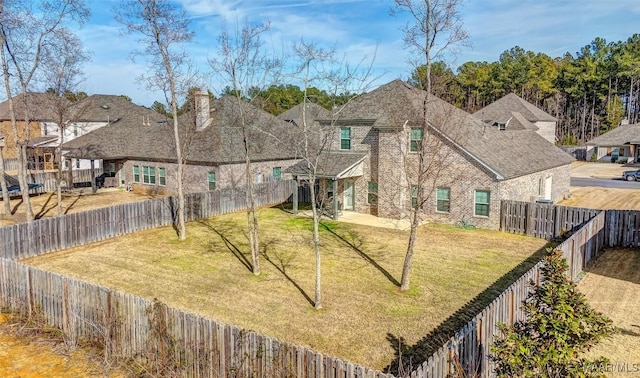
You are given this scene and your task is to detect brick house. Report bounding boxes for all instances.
[472,93,557,144]
[287,80,574,229]
[62,94,299,194]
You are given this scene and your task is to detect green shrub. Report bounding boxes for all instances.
[490,248,614,378]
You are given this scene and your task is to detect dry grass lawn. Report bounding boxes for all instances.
[560,187,640,210]
[580,249,640,377]
[24,207,549,370]
[0,189,157,227]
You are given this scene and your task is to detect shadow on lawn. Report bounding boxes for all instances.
[198,218,316,306]
[261,240,315,307]
[197,219,254,272]
[383,242,555,376]
[320,223,401,287]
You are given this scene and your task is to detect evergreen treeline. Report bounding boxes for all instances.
[158,34,640,146]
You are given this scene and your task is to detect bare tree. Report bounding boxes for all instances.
[392,0,469,291]
[115,0,197,241]
[0,1,9,214]
[208,21,283,276]
[287,41,375,309]
[0,0,89,222]
[41,29,89,215]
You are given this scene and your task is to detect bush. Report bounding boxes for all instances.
[490,248,614,378]
[618,157,628,164]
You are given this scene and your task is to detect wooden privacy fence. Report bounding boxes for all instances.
[605,210,640,247]
[414,210,608,377]
[0,259,391,378]
[500,200,600,239]
[0,179,297,260]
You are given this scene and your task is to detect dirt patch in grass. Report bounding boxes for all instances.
[0,313,125,377]
[24,207,549,370]
[579,248,640,377]
[0,189,157,227]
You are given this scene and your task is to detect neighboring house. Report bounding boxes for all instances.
[0,93,142,172]
[584,123,640,163]
[473,93,557,144]
[287,80,574,229]
[0,93,58,169]
[41,94,157,171]
[62,94,299,194]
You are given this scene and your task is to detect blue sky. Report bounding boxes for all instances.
[77,0,640,107]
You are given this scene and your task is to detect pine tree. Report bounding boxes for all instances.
[491,248,614,378]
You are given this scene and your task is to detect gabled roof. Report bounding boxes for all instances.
[586,124,640,146]
[286,151,367,178]
[277,102,331,127]
[68,94,157,123]
[63,96,297,164]
[0,92,61,121]
[473,93,556,123]
[336,80,573,180]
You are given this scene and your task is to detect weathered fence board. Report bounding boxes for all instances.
[413,209,608,377]
[0,180,299,260]
[500,200,600,239]
[0,259,393,377]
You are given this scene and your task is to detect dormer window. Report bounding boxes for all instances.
[496,122,506,131]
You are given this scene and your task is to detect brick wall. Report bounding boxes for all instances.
[117,158,299,195]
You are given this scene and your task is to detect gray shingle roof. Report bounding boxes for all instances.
[0,92,62,121]
[473,93,557,123]
[277,102,331,127]
[285,151,367,177]
[63,96,297,164]
[337,80,573,180]
[586,124,640,146]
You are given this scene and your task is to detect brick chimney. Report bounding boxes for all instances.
[195,90,212,130]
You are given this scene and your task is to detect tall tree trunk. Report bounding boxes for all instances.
[16,143,33,221]
[0,148,10,214]
[310,179,322,309]
[628,76,634,122]
[56,130,64,215]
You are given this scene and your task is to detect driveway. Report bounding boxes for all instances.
[561,162,640,210]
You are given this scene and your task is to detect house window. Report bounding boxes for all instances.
[538,178,543,196]
[327,180,334,198]
[497,122,506,131]
[133,165,140,183]
[75,159,80,169]
[410,128,423,152]
[273,166,282,180]
[474,190,490,217]
[340,127,351,150]
[208,172,216,190]
[158,167,166,186]
[143,166,156,184]
[108,162,116,175]
[368,181,378,205]
[73,125,78,137]
[436,187,450,212]
[411,185,418,208]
